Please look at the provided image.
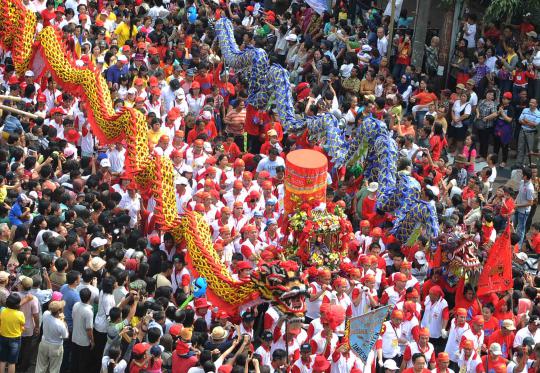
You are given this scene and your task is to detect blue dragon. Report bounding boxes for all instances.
[214,18,439,243]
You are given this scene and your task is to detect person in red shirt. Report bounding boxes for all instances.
[401,353,431,373]
[454,278,482,320]
[481,343,508,372]
[421,268,454,301]
[527,223,540,254]
[482,303,500,340]
[361,182,378,221]
[194,63,214,95]
[41,2,57,27]
[487,319,516,360]
[222,135,241,162]
[260,129,283,156]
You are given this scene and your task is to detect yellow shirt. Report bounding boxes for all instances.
[147,129,166,145]
[114,23,138,47]
[0,308,25,338]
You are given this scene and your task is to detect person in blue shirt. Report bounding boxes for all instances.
[517,98,540,165]
[105,57,129,88]
[8,195,32,227]
[60,270,81,333]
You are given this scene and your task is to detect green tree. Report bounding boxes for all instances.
[484,0,540,24]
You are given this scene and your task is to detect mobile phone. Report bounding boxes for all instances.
[28,149,37,157]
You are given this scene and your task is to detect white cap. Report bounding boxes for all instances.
[361,45,372,52]
[202,111,212,120]
[383,360,398,370]
[175,176,189,186]
[367,182,378,192]
[203,142,212,153]
[117,55,128,63]
[414,251,427,265]
[24,70,34,77]
[175,88,186,98]
[285,34,297,42]
[127,87,137,94]
[426,184,440,197]
[489,343,502,356]
[90,237,108,249]
[183,165,193,173]
[100,158,111,168]
[75,60,85,67]
[124,248,135,259]
[97,56,105,64]
[516,252,528,261]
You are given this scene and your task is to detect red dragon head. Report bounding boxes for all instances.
[251,260,308,318]
[447,237,481,273]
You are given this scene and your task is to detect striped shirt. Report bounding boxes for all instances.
[519,107,540,132]
[224,108,247,136]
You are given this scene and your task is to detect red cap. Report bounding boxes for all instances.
[503,92,513,100]
[391,309,404,319]
[371,227,382,237]
[418,327,430,337]
[134,77,144,86]
[246,5,254,12]
[169,324,183,337]
[137,42,147,49]
[149,236,161,246]
[191,81,200,89]
[360,220,370,228]
[236,261,252,270]
[122,45,131,52]
[56,6,65,13]
[234,159,245,167]
[437,352,450,362]
[194,298,210,309]
[258,170,270,179]
[65,129,80,143]
[456,308,467,317]
[149,76,159,87]
[401,261,412,269]
[216,310,229,319]
[462,339,474,349]
[133,343,150,355]
[472,315,485,325]
[148,47,158,55]
[394,272,407,282]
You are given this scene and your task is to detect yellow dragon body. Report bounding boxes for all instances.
[0,0,283,314]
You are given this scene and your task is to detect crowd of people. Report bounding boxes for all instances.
[0,0,539,372]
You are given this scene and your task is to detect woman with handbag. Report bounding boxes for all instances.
[475,89,498,160]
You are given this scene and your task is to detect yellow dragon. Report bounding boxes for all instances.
[0,0,310,315]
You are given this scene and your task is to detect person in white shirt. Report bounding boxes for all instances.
[514,315,540,347]
[71,288,94,373]
[377,27,388,57]
[35,301,69,373]
[463,14,477,50]
[118,185,142,228]
[256,148,285,178]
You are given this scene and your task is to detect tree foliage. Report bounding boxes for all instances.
[484,0,540,23]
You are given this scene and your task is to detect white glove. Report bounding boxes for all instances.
[378,360,384,367]
[441,329,448,339]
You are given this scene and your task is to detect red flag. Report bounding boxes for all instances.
[476,223,513,297]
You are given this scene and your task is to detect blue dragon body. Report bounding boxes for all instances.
[215,18,439,243]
